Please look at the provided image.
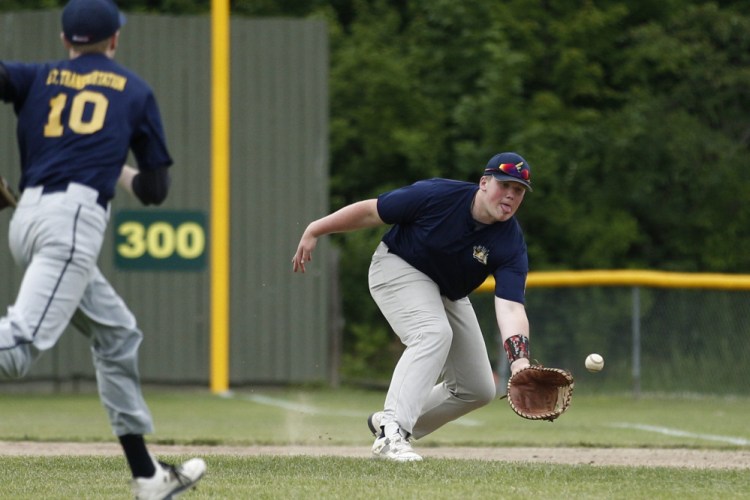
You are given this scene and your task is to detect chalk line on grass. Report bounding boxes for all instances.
[240,394,482,427]
[611,423,750,446]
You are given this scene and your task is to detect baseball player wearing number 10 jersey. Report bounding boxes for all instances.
[0,0,204,498]
[293,152,535,461]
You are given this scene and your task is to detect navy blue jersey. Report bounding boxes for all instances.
[0,53,171,203]
[378,178,528,302]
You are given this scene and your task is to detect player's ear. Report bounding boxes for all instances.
[60,32,72,50]
[107,31,120,55]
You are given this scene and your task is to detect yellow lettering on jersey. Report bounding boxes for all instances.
[46,69,60,85]
[45,69,127,91]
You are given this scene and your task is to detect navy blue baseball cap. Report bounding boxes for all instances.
[62,0,126,45]
[483,152,533,191]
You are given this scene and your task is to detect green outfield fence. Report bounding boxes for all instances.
[474,271,750,397]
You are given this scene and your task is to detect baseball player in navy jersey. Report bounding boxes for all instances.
[293,152,534,461]
[0,0,205,497]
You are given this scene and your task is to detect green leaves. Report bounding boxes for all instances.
[322,0,750,378]
[7,0,748,379]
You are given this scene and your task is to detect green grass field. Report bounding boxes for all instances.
[1,386,749,499]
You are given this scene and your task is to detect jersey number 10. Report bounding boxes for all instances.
[44,90,109,137]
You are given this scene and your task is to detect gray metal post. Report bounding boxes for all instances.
[632,286,641,399]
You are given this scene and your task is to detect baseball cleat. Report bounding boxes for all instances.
[371,431,422,462]
[367,412,384,437]
[132,456,206,500]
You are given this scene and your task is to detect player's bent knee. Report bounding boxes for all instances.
[477,387,497,407]
[452,375,497,410]
[469,376,499,406]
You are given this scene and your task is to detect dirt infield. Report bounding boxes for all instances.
[2,441,749,469]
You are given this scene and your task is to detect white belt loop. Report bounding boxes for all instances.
[18,186,44,207]
[65,182,99,206]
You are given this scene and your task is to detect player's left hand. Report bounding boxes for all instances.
[510,357,530,375]
[504,364,574,422]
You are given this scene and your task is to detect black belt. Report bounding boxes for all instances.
[42,183,108,209]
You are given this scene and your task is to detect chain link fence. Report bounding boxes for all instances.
[474,272,750,396]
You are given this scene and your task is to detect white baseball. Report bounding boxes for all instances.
[585,353,604,372]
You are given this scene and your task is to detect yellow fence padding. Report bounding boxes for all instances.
[477,270,750,293]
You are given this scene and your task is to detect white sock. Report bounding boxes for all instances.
[384,422,402,439]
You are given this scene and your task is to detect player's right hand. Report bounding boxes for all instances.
[292,232,318,273]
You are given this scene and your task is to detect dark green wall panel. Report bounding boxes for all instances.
[0,11,330,386]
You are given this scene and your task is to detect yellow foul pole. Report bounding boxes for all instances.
[210,0,230,393]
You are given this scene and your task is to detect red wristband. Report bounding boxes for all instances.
[504,334,530,363]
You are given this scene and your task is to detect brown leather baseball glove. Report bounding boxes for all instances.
[504,365,574,422]
[0,176,18,211]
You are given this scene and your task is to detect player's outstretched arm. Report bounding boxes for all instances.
[292,199,383,273]
[495,297,531,374]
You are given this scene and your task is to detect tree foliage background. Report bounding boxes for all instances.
[4,0,750,381]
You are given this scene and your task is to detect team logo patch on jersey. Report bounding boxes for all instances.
[473,245,489,265]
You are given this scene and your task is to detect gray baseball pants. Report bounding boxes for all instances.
[368,242,497,440]
[0,184,154,436]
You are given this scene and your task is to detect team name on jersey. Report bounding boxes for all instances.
[45,69,127,91]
